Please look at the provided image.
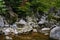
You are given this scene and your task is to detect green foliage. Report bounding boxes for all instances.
[0,0,60,24]
[0,0,7,14]
[47,13,53,21]
[1,0,60,16]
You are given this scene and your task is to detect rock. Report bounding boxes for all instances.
[57,9,60,16]
[50,26,60,40]
[4,24,9,28]
[19,19,27,25]
[26,16,32,22]
[38,16,47,24]
[52,15,60,21]
[13,29,18,35]
[5,36,12,40]
[28,22,37,27]
[2,28,18,35]
[4,24,9,27]
[22,25,33,32]
[12,24,17,29]
[0,15,4,27]
[41,28,50,31]
[5,36,10,39]
[17,28,24,33]
[33,29,37,32]
[17,25,33,33]
[3,28,10,35]
[38,20,45,24]
[41,28,50,35]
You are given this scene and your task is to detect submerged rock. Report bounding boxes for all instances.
[5,36,12,40]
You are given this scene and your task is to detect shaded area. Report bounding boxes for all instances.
[13,32,49,40]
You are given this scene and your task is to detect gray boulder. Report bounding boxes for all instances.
[50,26,60,40]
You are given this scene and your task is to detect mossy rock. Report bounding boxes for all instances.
[9,16,17,24]
[52,16,60,21]
[48,13,60,21]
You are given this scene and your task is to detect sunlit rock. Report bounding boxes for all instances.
[13,29,18,35]
[19,19,27,25]
[3,28,10,35]
[15,19,27,29]
[33,29,37,32]
[38,19,45,24]
[17,28,24,33]
[4,24,9,28]
[4,24,9,27]
[17,24,33,33]
[24,25,33,32]
[5,36,12,40]
[15,18,33,33]
[41,28,50,35]
[38,16,47,24]
[5,36,10,40]
[2,28,18,35]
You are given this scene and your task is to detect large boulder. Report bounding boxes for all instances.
[50,26,60,40]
